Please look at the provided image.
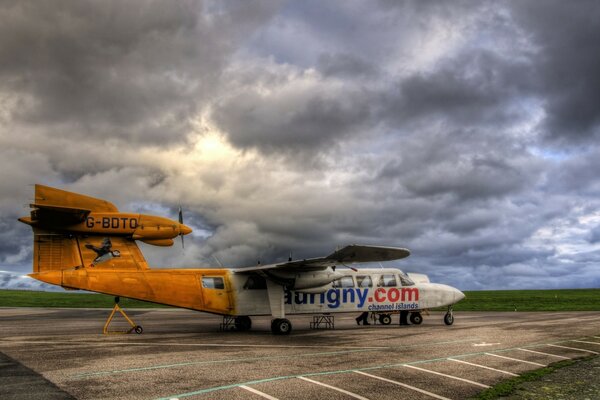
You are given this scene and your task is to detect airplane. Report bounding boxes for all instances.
[18,184,465,335]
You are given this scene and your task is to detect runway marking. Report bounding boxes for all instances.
[547,344,599,355]
[401,364,490,388]
[298,376,370,400]
[447,358,519,376]
[484,353,546,367]
[572,340,600,346]
[354,371,451,400]
[153,341,581,399]
[239,385,279,400]
[516,348,570,360]
[72,348,377,378]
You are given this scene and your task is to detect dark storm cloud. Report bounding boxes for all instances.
[510,1,600,142]
[383,50,534,128]
[211,82,373,151]
[377,129,542,201]
[0,0,279,144]
[2,0,600,291]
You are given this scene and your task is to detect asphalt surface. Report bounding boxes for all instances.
[0,308,599,400]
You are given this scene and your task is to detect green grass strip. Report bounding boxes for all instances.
[470,356,594,399]
[0,289,169,308]
[2,288,600,311]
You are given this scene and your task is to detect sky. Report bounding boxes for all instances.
[1,0,600,291]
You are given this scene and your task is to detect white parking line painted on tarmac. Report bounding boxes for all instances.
[238,385,279,400]
[239,385,279,400]
[484,353,546,367]
[447,358,519,376]
[401,364,490,388]
[547,344,599,355]
[353,371,451,400]
[572,340,600,346]
[298,376,370,400]
[516,348,570,360]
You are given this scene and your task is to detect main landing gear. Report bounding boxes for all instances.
[234,316,252,331]
[103,297,143,334]
[444,306,454,326]
[271,318,292,335]
[409,312,423,325]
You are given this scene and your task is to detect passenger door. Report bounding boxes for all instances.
[199,274,233,314]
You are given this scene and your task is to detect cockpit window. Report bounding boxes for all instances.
[332,276,355,288]
[356,275,372,287]
[377,274,397,287]
[202,276,225,289]
[399,272,415,286]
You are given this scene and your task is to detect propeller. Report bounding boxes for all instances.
[178,206,185,249]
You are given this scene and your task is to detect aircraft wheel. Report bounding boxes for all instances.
[271,318,292,335]
[134,325,143,334]
[379,314,392,325]
[409,312,423,325]
[444,313,454,326]
[235,316,252,331]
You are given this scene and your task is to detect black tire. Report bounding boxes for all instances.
[271,318,292,335]
[379,314,392,325]
[134,325,143,334]
[409,312,423,325]
[444,313,454,326]
[235,316,252,331]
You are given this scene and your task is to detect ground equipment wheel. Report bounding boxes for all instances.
[410,312,423,325]
[271,318,292,335]
[235,316,252,331]
[444,313,454,325]
[379,314,392,325]
[134,325,143,334]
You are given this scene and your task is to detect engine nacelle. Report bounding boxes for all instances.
[270,268,346,290]
[140,238,174,247]
[295,283,333,294]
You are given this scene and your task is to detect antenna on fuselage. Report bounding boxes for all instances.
[212,255,224,268]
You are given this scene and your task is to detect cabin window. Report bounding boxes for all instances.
[202,276,225,289]
[243,275,267,290]
[377,274,397,287]
[332,276,354,288]
[356,275,372,287]
[399,272,415,286]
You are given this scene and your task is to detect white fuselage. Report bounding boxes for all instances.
[232,268,464,316]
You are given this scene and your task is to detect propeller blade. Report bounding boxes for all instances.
[178,206,184,249]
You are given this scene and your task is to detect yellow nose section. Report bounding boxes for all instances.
[179,224,192,235]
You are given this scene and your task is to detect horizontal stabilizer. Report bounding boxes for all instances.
[34,184,118,213]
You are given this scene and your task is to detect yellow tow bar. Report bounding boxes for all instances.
[103,297,143,334]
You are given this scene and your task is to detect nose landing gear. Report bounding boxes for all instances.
[444,306,454,325]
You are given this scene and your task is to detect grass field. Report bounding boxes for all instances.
[1,288,598,311]
[0,289,169,308]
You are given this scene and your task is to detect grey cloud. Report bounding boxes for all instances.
[0,0,279,145]
[317,53,379,79]
[383,50,534,129]
[212,83,373,151]
[378,130,543,201]
[511,1,600,142]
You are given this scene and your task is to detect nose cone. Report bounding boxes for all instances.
[454,288,466,303]
[179,224,192,235]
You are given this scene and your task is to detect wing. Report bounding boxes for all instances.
[234,244,410,273]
